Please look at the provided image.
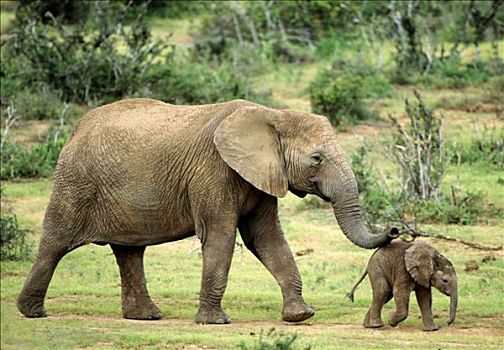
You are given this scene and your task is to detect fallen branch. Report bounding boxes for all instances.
[392,220,503,251]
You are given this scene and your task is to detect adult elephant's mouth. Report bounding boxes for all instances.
[288,186,308,198]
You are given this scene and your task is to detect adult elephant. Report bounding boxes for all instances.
[17,98,393,324]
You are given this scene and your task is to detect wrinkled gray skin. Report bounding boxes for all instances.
[347,241,457,331]
[17,98,393,324]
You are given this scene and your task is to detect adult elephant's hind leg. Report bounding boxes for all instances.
[17,233,73,318]
[110,244,163,320]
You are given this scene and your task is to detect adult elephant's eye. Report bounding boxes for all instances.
[310,153,323,166]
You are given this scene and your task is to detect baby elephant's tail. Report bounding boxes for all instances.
[346,269,368,303]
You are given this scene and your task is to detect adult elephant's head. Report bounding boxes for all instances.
[214,105,392,249]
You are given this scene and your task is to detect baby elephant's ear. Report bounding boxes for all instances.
[404,243,435,288]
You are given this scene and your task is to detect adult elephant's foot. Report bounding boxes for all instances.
[17,295,47,318]
[363,312,384,328]
[282,300,314,322]
[422,324,439,332]
[363,319,384,328]
[122,301,163,320]
[195,307,231,324]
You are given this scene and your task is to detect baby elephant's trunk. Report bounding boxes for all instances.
[448,292,457,325]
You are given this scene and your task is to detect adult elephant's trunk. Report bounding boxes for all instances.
[448,291,457,325]
[327,156,392,249]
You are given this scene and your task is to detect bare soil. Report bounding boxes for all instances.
[39,314,504,337]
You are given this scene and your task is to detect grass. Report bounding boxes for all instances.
[1,166,503,349]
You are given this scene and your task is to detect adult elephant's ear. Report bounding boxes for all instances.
[214,106,288,198]
[405,243,435,288]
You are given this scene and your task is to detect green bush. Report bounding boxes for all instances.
[351,95,499,228]
[390,58,504,89]
[0,126,70,180]
[350,145,396,228]
[6,1,167,104]
[193,1,346,64]
[454,124,504,169]
[0,211,32,261]
[309,61,392,126]
[148,61,265,105]
[351,146,498,226]
[413,188,498,225]
[309,71,369,126]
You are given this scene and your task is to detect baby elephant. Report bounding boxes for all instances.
[347,241,457,331]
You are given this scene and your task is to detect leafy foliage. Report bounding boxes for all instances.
[148,61,262,105]
[352,94,499,227]
[454,123,504,169]
[193,1,347,63]
[0,211,32,261]
[391,57,504,88]
[6,1,168,104]
[309,61,392,126]
[0,125,70,180]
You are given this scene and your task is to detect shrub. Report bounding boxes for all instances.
[6,1,168,104]
[390,58,504,89]
[454,123,504,169]
[193,1,347,64]
[413,187,498,225]
[352,147,498,227]
[350,145,398,229]
[352,93,498,227]
[0,212,33,261]
[0,125,70,180]
[309,61,392,126]
[389,90,450,201]
[309,71,369,126]
[148,61,265,105]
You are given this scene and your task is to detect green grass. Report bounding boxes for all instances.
[1,179,503,349]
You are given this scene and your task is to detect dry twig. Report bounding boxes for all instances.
[390,220,503,251]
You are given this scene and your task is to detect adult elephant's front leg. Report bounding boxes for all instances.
[195,223,236,324]
[110,244,163,320]
[238,200,314,322]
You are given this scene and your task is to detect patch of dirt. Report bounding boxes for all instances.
[39,314,504,337]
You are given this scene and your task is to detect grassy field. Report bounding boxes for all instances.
[1,10,504,350]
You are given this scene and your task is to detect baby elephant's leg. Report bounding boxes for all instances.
[389,285,410,327]
[415,287,439,331]
[364,272,391,328]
